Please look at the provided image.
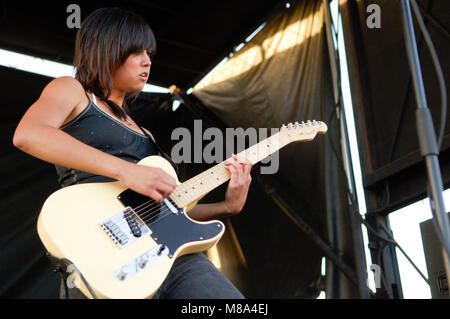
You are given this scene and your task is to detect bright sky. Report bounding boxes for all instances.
[2,2,449,299]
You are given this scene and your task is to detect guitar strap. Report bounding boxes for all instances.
[137,125,180,177]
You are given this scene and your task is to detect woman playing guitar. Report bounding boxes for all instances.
[13,7,252,299]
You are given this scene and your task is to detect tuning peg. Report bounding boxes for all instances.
[287,123,293,129]
[294,121,299,127]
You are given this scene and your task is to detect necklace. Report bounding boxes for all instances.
[125,117,133,125]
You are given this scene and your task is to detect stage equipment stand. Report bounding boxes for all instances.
[323,0,371,299]
[400,0,450,292]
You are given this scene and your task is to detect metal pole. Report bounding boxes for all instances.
[323,0,370,299]
[399,0,450,291]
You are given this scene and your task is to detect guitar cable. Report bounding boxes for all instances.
[46,252,98,299]
[62,257,99,299]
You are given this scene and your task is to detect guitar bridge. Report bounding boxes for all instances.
[101,207,150,248]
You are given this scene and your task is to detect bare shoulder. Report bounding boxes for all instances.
[25,76,88,128]
[41,76,85,99]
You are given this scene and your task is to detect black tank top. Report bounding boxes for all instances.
[54,93,160,187]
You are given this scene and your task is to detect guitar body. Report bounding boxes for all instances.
[37,120,327,299]
[37,155,225,299]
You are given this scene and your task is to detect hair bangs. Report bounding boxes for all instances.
[74,7,156,120]
[117,13,156,66]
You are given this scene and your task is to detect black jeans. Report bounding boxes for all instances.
[60,252,244,299]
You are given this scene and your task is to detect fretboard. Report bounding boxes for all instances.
[169,131,289,208]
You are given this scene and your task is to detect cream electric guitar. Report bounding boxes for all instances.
[37,121,327,299]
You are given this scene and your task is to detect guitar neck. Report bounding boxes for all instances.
[169,132,290,208]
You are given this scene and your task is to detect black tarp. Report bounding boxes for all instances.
[0,67,62,298]
[190,0,359,297]
[131,0,357,298]
[1,0,359,298]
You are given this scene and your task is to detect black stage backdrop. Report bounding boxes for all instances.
[1,0,355,298]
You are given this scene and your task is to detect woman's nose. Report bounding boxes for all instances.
[142,51,151,66]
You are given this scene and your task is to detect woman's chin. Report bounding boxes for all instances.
[127,84,146,93]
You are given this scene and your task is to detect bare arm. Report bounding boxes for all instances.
[187,155,253,221]
[13,76,176,202]
[187,202,233,221]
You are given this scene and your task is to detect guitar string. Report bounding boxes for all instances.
[106,153,267,235]
[128,162,229,219]
[143,169,230,222]
[134,135,290,227]
[106,144,278,231]
[107,166,232,230]
[133,139,284,226]
[137,167,232,226]
[102,130,317,237]
[112,205,179,237]
[108,153,263,232]
[109,160,229,224]
[135,134,278,218]
[115,141,283,230]
[139,129,313,224]
[115,148,263,226]
[105,200,175,232]
[106,142,280,230]
[112,154,238,224]
[113,193,206,231]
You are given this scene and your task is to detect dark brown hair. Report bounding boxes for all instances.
[73,7,156,120]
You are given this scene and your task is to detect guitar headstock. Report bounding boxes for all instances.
[280,120,328,142]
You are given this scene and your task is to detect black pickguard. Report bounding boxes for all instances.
[117,189,222,257]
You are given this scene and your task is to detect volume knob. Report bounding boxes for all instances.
[117,266,129,281]
[138,256,149,269]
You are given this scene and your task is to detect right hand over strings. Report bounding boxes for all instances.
[118,162,177,203]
